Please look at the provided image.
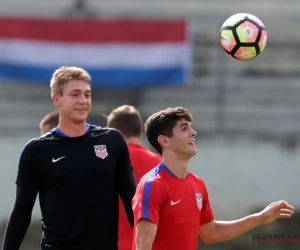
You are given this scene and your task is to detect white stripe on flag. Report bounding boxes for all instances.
[0,39,191,68]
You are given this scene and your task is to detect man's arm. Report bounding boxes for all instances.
[135,219,157,250]
[115,130,137,227]
[2,186,38,250]
[118,170,136,227]
[199,200,294,244]
[2,139,40,250]
[199,213,261,244]
[132,172,164,250]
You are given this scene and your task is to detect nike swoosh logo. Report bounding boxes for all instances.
[171,200,181,206]
[52,156,66,163]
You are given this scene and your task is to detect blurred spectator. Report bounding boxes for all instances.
[39,111,59,135]
[105,105,161,250]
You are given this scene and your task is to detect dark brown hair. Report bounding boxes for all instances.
[145,107,192,154]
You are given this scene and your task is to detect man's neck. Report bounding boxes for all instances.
[124,137,142,146]
[58,117,87,137]
[162,151,189,179]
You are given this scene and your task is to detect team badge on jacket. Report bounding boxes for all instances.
[195,193,202,210]
[94,145,108,159]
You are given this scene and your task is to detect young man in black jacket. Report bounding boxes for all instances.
[2,66,136,250]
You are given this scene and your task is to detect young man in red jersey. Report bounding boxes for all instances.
[105,105,161,250]
[132,107,294,250]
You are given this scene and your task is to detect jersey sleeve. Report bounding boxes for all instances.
[199,182,214,225]
[132,175,164,225]
[114,130,137,226]
[15,140,40,191]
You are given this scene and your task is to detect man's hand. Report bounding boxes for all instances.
[258,200,294,225]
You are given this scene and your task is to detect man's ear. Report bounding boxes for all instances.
[158,135,170,149]
[52,93,61,107]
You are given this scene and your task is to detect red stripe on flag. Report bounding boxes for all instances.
[0,17,187,43]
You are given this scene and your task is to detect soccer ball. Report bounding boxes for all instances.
[220,13,267,61]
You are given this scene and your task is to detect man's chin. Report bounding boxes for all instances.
[188,149,197,158]
[72,115,88,124]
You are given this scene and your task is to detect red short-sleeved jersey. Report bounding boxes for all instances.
[118,143,161,250]
[132,163,214,250]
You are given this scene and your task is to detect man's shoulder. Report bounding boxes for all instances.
[188,172,207,187]
[23,129,67,151]
[129,144,161,161]
[26,132,57,146]
[130,144,160,156]
[89,125,123,139]
[139,165,165,187]
[21,135,52,154]
[136,166,168,202]
[22,138,40,149]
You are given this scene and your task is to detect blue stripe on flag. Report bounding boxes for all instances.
[0,63,188,87]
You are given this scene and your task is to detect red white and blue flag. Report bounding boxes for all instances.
[0,17,192,88]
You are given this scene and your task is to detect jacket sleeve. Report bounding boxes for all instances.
[2,140,39,250]
[114,131,137,227]
[2,185,38,250]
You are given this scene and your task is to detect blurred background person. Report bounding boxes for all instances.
[105,105,161,250]
[39,111,59,135]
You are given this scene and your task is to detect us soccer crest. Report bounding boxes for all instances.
[195,193,202,210]
[94,145,108,159]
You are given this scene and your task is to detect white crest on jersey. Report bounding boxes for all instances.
[195,193,202,210]
[94,145,108,159]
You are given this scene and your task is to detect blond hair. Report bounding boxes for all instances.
[50,66,91,95]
